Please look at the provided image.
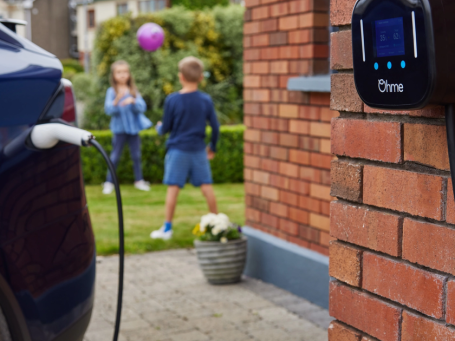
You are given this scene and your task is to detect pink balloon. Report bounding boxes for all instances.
[137,23,164,52]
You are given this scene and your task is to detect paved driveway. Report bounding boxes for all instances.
[84,250,331,341]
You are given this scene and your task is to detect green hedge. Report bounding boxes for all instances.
[61,59,84,81]
[81,125,244,184]
[172,0,229,9]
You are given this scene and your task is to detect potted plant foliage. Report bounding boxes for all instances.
[193,213,247,284]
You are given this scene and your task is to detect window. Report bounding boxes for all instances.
[87,9,95,28]
[117,3,128,15]
[138,0,166,13]
[138,0,150,12]
[157,0,166,10]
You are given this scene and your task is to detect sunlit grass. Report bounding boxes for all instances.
[85,184,245,255]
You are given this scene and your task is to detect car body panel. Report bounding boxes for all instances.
[0,23,95,341]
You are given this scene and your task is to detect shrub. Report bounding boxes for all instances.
[73,73,95,102]
[82,5,244,130]
[61,59,84,81]
[73,73,106,128]
[61,59,84,72]
[81,125,244,184]
[172,0,229,10]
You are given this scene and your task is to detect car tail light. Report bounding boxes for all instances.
[61,79,76,124]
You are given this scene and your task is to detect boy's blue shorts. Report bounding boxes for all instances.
[163,148,213,188]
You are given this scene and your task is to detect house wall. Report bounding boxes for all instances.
[243,0,337,256]
[31,0,71,59]
[329,0,455,339]
[77,0,166,54]
[77,1,117,53]
[0,1,26,37]
[0,1,8,18]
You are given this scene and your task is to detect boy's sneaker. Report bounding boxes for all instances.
[102,182,114,195]
[135,180,150,191]
[150,226,173,240]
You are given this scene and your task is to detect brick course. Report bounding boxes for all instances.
[329,241,362,287]
[330,74,363,112]
[446,179,455,224]
[363,166,444,220]
[244,0,331,254]
[402,312,455,341]
[330,201,402,257]
[330,0,357,26]
[330,160,362,202]
[403,219,455,275]
[330,30,353,70]
[403,123,449,171]
[329,281,402,341]
[332,119,402,163]
[363,252,445,318]
[446,280,455,325]
[328,321,362,341]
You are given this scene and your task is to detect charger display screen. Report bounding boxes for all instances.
[374,17,405,57]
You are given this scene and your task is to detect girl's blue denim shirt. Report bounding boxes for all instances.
[105,87,152,135]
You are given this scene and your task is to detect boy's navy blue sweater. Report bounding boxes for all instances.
[158,91,220,152]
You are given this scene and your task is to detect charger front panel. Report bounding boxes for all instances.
[352,0,434,109]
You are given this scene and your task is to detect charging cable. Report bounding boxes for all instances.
[29,123,124,341]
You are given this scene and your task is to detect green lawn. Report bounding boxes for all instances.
[85,184,245,256]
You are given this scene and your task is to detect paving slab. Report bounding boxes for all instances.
[83,249,330,341]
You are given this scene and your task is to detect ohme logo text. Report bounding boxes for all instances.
[378,79,404,93]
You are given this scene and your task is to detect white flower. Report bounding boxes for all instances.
[220,237,228,243]
[212,219,228,235]
[199,213,231,235]
[202,213,231,235]
[212,224,224,236]
[217,213,230,225]
[200,213,217,232]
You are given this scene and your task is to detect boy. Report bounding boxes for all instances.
[150,56,220,240]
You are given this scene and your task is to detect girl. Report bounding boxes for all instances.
[102,60,152,194]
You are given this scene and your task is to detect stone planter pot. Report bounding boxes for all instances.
[194,237,247,285]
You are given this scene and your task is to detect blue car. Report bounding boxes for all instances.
[0,19,95,341]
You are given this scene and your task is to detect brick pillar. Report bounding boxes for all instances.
[329,1,455,339]
[243,0,337,256]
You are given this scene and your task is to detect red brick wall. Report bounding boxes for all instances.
[243,0,337,256]
[329,0,455,339]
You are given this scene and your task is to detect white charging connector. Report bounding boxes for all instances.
[30,123,93,149]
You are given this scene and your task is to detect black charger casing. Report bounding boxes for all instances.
[352,0,455,110]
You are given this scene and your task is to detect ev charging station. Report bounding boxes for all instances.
[351,0,455,197]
